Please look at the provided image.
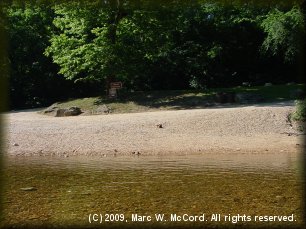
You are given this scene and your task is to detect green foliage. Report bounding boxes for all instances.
[46,84,305,115]
[291,99,306,121]
[0,4,9,112]
[260,6,305,63]
[3,2,107,108]
[45,1,305,91]
[45,3,107,83]
[4,3,58,107]
[3,0,305,108]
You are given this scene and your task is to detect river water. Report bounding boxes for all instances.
[1,152,304,228]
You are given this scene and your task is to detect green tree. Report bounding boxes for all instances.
[3,2,76,108]
[45,1,129,91]
[260,6,305,63]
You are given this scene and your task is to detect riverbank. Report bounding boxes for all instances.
[39,84,304,116]
[3,101,303,157]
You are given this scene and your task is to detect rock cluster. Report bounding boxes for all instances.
[43,106,82,117]
[91,104,110,114]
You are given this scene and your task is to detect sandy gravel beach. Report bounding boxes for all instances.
[3,101,302,156]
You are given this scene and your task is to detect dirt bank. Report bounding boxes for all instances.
[3,101,303,156]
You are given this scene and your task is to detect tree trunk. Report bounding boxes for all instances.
[106,0,125,96]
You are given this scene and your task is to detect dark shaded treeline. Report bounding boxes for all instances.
[0,0,305,109]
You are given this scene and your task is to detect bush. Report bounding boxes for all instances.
[291,99,306,121]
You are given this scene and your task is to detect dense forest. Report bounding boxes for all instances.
[0,0,305,109]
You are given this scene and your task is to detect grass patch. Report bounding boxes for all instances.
[46,84,304,115]
[291,99,306,122]
[210,84,304,101]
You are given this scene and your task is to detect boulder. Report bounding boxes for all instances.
[55,107,82,117]
[55,109,67,117]
[43,106,59,114]
[64,107,82,116]
[92,105,110,114]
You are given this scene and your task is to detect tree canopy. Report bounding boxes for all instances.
[1,0,305,108]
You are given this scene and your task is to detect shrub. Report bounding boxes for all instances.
[291,99,306,121]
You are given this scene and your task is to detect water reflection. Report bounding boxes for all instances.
[1,152,303,228]
[4,152,301,171]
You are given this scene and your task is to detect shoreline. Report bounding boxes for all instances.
[3,101,302,157]
[3,145,302,157]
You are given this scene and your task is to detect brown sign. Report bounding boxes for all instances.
[110,82,122,89]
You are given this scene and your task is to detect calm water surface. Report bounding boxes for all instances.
[1,152,304,228]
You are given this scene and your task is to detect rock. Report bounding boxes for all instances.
[156,124,163,128]
[20,187,37,191]
[93,105,110,114]
[43,106,59,114]
[235,93,265,104]
[55,107,82,117]
[13,143,19,146]
[275,195,285,202]
[55,109,67,117]
[264,83,273,86]
[64,107,82,116]
[43,105,82,117]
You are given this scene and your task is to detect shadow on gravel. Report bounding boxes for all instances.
[94,93,295,111]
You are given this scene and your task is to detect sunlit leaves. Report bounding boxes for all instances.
[261,6,305,63]
[45,1,304,90]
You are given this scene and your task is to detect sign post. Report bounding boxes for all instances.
[109,81,123,98]
[109,88,117,98]
[110,82,123,89]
